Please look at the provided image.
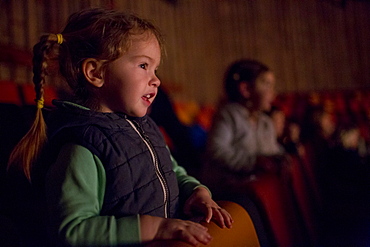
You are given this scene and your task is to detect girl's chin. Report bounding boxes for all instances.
[129,110,148,118]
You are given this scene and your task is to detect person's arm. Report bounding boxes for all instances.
[171,153,208,198]
[171,153,233,229]
[45,143,140,246]
[46,143,213,246]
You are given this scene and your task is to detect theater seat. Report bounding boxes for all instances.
[289,155,320,246]
[245,173,302,247]
[0,81,22,105]
[19,83,58,107]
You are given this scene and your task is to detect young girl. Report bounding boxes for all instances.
[8,8,232,246]
[204,59,284,181]
[201,59,286,246]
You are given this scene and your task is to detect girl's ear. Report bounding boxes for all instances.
[82,58,104,87]
[239,81,251,99]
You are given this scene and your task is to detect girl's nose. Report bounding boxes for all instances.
[151,75,161,87]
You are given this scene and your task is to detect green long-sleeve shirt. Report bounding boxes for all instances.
[45,143,205,246]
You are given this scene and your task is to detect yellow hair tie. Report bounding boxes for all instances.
[36,98,44,109]
[56,33,63,44]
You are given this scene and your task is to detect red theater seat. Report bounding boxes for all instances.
[0,81,22,105]
[289,155,320,246]
[245,173,303,247]
[20,83,58,107]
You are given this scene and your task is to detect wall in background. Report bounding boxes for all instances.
[0,0,369,105]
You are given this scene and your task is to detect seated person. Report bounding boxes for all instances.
[202,59,286,247]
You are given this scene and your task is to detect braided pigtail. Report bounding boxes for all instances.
[7,34,62,182]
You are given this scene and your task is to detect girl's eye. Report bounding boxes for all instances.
[140,63,148,69]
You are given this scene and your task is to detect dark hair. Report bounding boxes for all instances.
[8,8,164,181]
[224,59,269,102]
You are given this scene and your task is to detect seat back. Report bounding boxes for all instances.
[0,81,22,105]
[20,83,58,107]
[245,173,302,247]
[289,155,320,245]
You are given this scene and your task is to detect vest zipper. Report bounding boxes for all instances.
[126,118,170,218]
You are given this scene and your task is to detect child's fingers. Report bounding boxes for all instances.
[220,208,234,228]
[180,221,212,246]
[158,218,211,246]
[211,207,234,229]
[205,205,213,223]
[211,207,226,228]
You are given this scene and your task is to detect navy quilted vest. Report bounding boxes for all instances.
[46,102,180,218]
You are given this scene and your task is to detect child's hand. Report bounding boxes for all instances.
[183,187,233,229]
[155,218,212,246]
[140,214,212,246]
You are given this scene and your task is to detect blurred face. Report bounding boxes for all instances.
[100,33,161,117]
[251,71,276,111]
[341,128,360,149]
[320,112,336,138]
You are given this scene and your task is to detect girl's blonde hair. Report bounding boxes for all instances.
[8,8,164,181]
